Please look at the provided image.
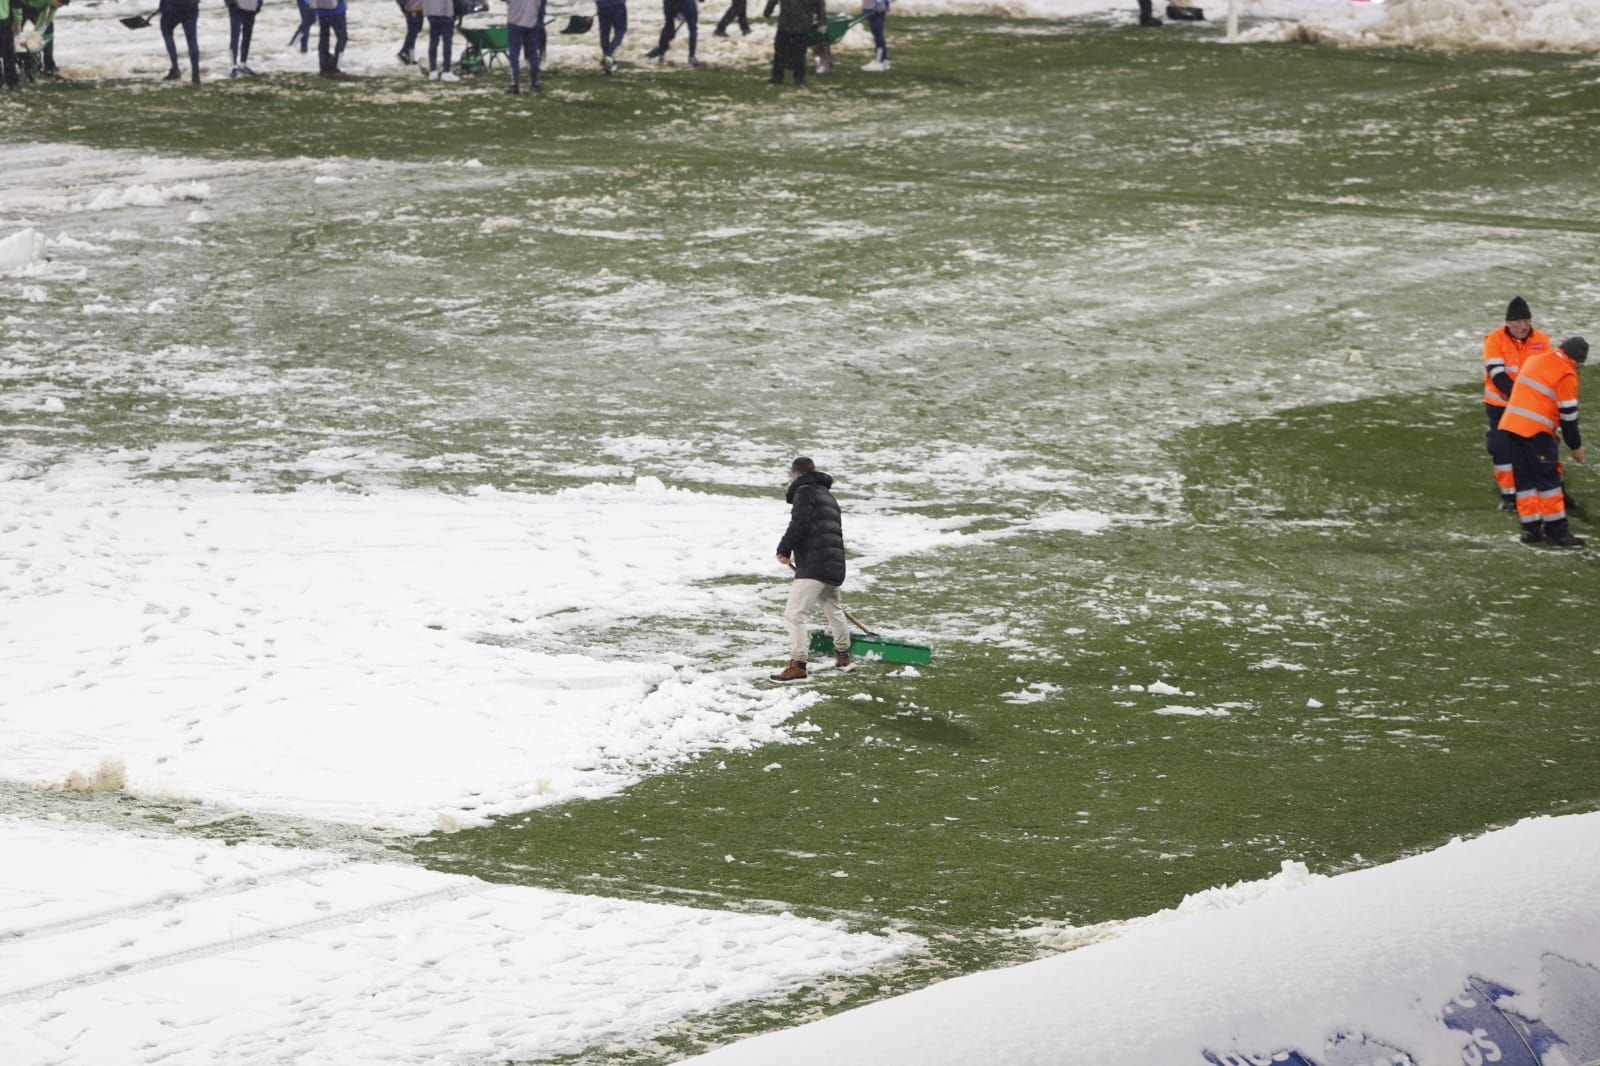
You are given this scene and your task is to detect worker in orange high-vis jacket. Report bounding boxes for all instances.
[1483,296,1552,511]
[1499,335,1588,547]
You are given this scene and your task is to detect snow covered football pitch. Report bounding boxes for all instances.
[4,4,1600,1063]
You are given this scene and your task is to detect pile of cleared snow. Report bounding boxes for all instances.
[1265,0,1600,51]
[0,229,45,272]
[0,465,965,831]
[683,813,1600,1065]
[0,820,913,1065]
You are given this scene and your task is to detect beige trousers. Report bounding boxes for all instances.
[785,578,850,661]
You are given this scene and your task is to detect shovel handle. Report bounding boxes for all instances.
[783,560,875,637]
[842,609,877,638]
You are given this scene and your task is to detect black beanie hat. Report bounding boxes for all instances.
[1506,296,1532,321]
[1559,336,1588,364]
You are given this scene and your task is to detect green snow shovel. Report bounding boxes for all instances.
[810,608,932,666]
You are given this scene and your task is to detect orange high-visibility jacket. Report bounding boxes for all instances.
[1499,348,1582,448]
[1483,326,1551,408]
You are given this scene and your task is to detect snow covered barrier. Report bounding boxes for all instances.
[680,812,1600,1066]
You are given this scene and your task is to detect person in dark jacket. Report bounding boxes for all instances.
[771,457,851,682]
[763,0,818,85]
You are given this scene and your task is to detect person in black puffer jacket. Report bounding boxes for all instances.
[772,456,851,682]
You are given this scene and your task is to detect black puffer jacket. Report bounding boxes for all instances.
[777,471,846,586]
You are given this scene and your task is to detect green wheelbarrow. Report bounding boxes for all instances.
[458,22,510,73]
[807,12,866,46]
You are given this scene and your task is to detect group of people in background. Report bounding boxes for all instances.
[1481,296,1589,548]
[1,0,888,90]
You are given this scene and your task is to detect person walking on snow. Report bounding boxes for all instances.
[158,0,201,82]
[422,0,458,79]
[859,0,887,70]
[504,0,542,92]
[289,0,314,51]
[771,457,852,683]
[763,0,818,85]
[310,0,349,78]
[712,0,747,37]
[1483,296,1553,512]
[395,0,423,64]
[1499,336,1588,548]
[225,0,260,76]
[654,0,701,67]
[596,0,625,72]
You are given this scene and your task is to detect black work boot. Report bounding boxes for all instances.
[163,64,182,81]
[1519,524,1545,545]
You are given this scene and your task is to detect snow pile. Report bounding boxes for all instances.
[891,0,1382,22]
[682,812,1600,1065]
[1270,0,1600,52]
[0,465,965,832]
[80,181,213,212]
[0,229,45,272]
[0,820,914,1065]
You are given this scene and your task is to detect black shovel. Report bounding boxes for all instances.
[559,13,592,33]
[1166,3,1204,20]
[119,8,160,28]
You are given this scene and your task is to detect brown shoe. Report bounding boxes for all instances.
[835,652,853,670]
[769,660,808,683]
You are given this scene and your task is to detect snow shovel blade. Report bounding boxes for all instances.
[810,629,933,666]
[807,12,861,45]
[120,10,158,28]
[560,14,592,33]
[1166,3,1205,19]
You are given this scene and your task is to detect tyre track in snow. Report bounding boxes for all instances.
[0,880,488,1007]
[0,859,347,944]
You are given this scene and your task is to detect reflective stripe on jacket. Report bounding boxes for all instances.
[1498,348,1581,449]
[1482,326,1551,408]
